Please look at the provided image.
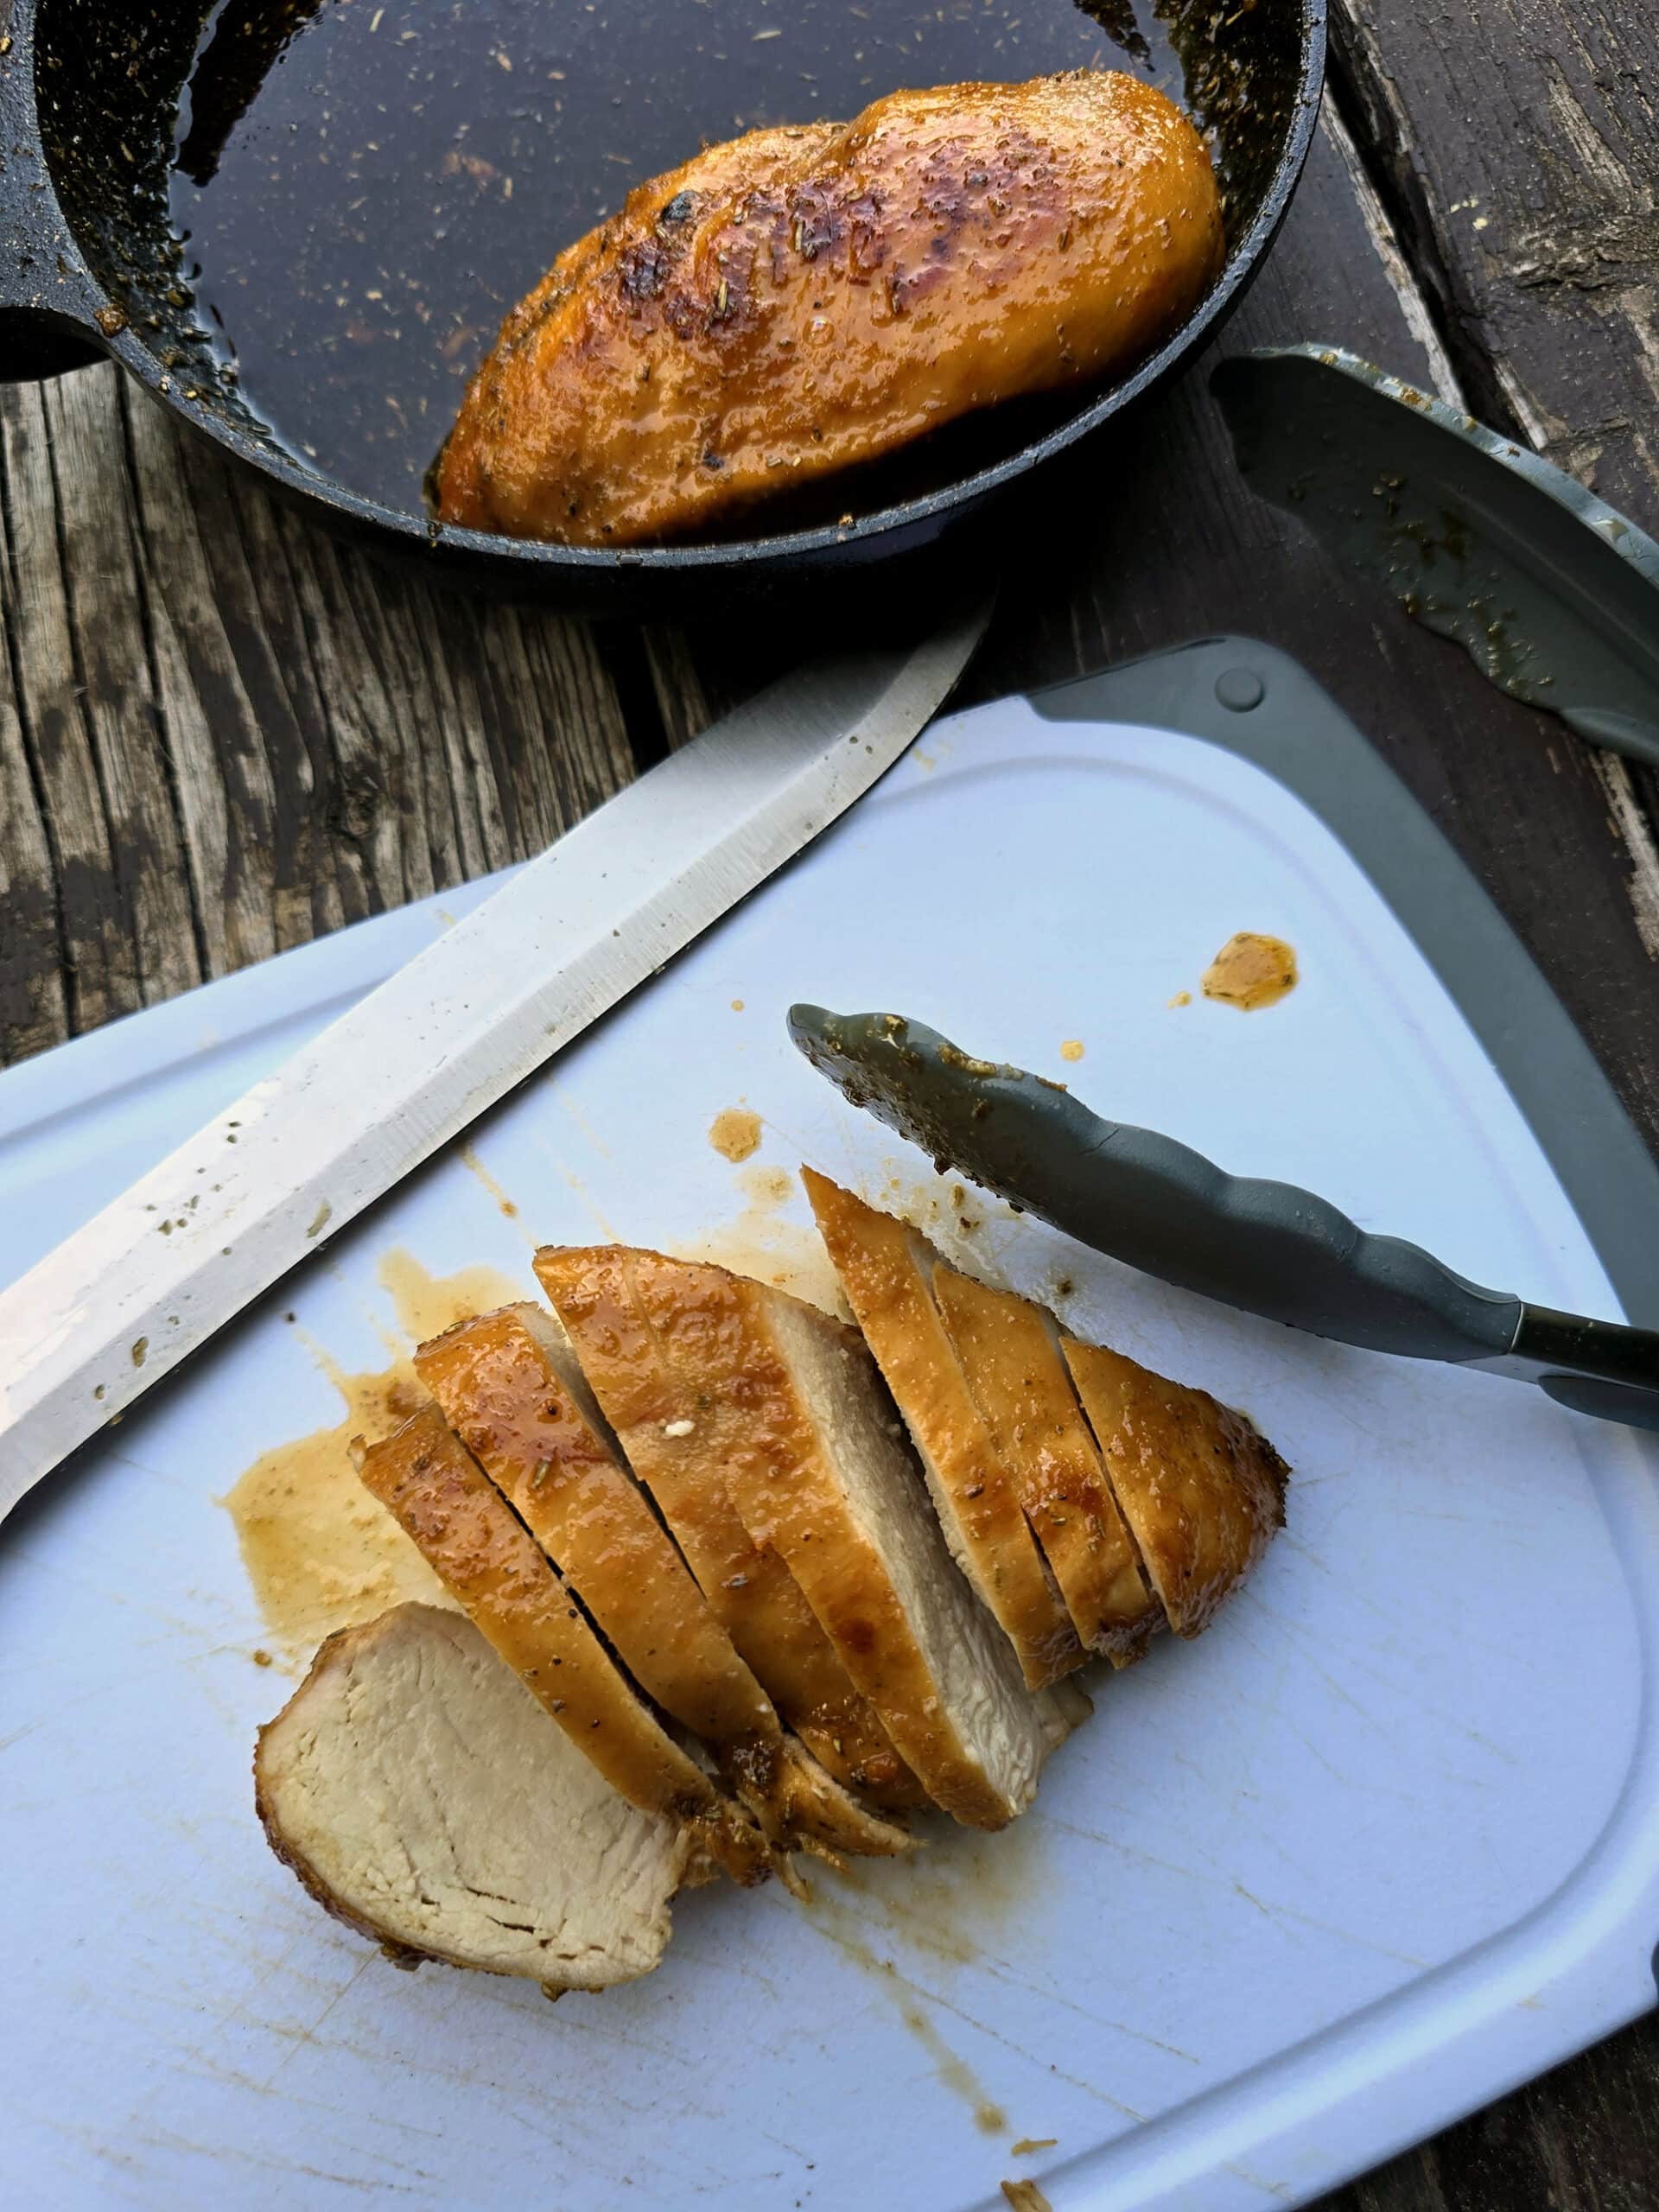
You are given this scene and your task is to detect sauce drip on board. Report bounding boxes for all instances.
[1001,2182,1055,2210]
[673,1160,844,1312]
[800,1821,1058,2136]
[1200,931,1299,1010]
[709,1108,764,1163]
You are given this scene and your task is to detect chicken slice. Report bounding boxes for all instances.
[534,1245,925,1809]
[415,1304,911,1860]
[353,1402,769,1885]
[802,1171,1083,1688]
[596,1247,1085,1827]
[256,1604,693,1993]
[435,72,1224,545]
[1063,1340,1289,1636]
[932,1264,1160,1664]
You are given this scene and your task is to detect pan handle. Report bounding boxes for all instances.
[0,300,108,385]
[0,7,110,382]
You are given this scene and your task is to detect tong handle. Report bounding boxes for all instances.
[789,1007,1659,1433]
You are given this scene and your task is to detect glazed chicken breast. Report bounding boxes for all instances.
[435,71,1224,546]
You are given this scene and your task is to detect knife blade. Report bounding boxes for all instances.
[0,604,988,1517]
[788,1006,1659,1434]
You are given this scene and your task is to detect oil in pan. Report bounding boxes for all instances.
[168,0,1216,515]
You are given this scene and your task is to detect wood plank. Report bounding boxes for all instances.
[1325,0,1659,1083]
[0,368,639,1065]
[0,373,198,1044]
[1337,2007,1659,2212]
[0,572,66,1055]
[1329,0,1659,531]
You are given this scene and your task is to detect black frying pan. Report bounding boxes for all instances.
[0,0,1323,607]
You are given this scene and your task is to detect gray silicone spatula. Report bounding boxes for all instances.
[788,1006,1659,1434]
[1211,346,1659,765]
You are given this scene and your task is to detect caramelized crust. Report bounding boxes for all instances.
[416,1306,774,1752]
[563,1248,1079,1827]
[435,72,1223,545]
[933,1265,1160,1664]
[802,1171,1083,1688]
[534,1246,925,1808]
[1063,1341,1289,1637]
[415,1305,910,1859]
[353,1403,769,1884]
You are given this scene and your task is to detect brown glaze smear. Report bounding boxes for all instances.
[376,1252,526,1346]
[1001,2182,1054,2211]
[675,1162,843,1311]
[826,1821,1051,1968]
[902,2005,1008,2135]
[458,1143,522,1220]
[223,1363,447,1662]
[222,1253,524,1660]
[709,1108,764,1163]
[804,1847,1048,2134]
[1200,931,1298,1010]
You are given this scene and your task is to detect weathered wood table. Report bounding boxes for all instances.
[3,3,1655,2202]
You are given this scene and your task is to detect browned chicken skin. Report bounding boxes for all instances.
[435,71,1223,546]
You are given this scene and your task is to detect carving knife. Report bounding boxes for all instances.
[0,602,988,1518]
[789,1006,1659,1433]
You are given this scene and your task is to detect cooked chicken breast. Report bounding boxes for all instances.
[566,1247,1086,1828]
[1064,1340,1289,1636]
[435,71,1223,545]
[415,1304,912,1862]
[257,1605,695,1993]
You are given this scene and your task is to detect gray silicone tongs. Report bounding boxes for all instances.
[789,1007,1659,1435]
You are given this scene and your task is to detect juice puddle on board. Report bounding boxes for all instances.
[223,1252,522,1662]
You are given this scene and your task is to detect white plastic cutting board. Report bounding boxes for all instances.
[4,695,1658,2212]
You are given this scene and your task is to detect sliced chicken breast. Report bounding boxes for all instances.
[1064,1339,1289,1636]
[415,1303,910,1861]
[353,1402,769,1885]
[257,1604,693,1993]
[535,1243,925,1810]
[587,1246,1085,1828]
[932,1264,1160,1664]
[802,1170,1083,1688]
